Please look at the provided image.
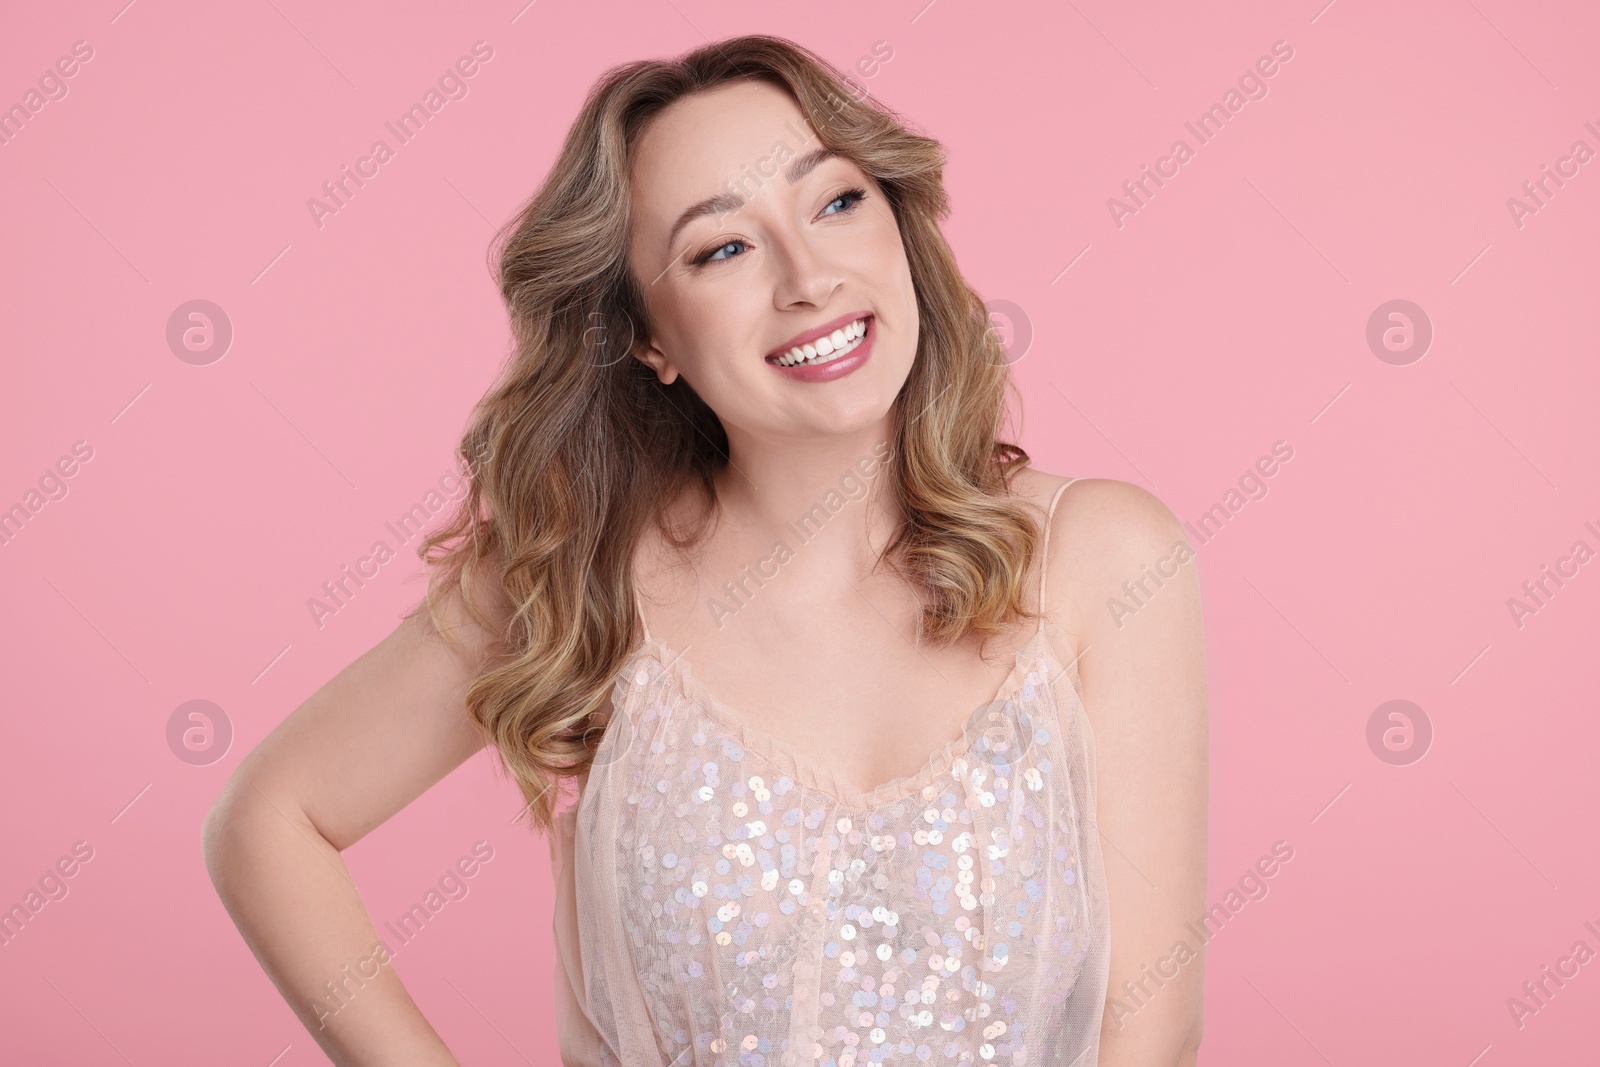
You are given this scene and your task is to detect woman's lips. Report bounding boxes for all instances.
[764,310,874,363]
[765,315,875,383]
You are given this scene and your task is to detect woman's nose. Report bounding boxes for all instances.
[770,229,843,309]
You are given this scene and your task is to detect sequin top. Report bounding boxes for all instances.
[548,478,1111,1065]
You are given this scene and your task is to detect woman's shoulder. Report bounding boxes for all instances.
[1014,466,1181,533]
[1010,465,1182,545]
[1011,466,1194,642]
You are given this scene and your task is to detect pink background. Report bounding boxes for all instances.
[2,0,1597,1063]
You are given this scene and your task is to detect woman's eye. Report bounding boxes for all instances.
[698,239,747,264]
[822,188,867,216]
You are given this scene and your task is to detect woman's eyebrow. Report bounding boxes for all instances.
[665,146,838,252]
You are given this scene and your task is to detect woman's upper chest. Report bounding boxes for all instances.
[715,635,1030,759]
[628,477,1068,806]
[605,623,1072,816]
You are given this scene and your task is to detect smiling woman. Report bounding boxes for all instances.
[203,32,1207,1067]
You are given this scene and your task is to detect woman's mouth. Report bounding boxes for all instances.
[761,313,876,383]
[766,316,871,368]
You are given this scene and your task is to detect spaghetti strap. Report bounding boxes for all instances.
[1037,478,1080,633]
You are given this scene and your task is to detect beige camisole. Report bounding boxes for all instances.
[549,478,1111,1065]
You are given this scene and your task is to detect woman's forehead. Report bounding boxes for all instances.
[632,84,814,207]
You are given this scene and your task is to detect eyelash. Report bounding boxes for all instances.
[690,187,870,266]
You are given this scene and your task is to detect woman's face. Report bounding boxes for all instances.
[626,80,919,445]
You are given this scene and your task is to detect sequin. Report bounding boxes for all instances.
[555,621,1109,1066]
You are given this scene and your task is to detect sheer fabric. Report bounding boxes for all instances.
[549,479,1111,1065]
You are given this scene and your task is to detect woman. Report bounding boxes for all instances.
[203,34,1208,1067]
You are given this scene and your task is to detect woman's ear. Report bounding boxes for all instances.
[632,340,680,386]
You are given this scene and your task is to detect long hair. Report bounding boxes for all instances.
[408,34,1047,832]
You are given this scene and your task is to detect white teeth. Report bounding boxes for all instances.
[775,319,868,367]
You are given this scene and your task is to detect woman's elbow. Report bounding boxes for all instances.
[200,787,244,892]
[200,775,272,895]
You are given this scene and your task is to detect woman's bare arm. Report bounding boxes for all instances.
[1050,478,1211,1065]
[202,563,513,1066]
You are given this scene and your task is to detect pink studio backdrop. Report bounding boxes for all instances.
[2,0,1596,1063]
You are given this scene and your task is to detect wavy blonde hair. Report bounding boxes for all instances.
[408,34,1049,832]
